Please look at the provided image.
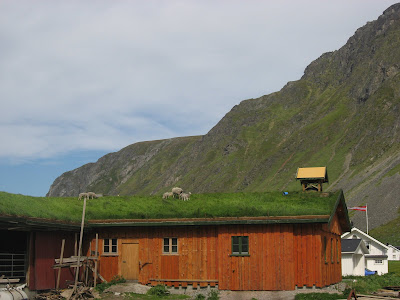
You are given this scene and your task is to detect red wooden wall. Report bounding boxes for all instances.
[90,215,344,291]
[90,226,218,286]
[29,231,76,290]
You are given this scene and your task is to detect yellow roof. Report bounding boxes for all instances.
[296,167,328,181]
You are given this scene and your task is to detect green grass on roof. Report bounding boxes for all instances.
[0,191,340,223]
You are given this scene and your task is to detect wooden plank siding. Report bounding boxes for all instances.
[31,231,76,290]
[87,213,344,291]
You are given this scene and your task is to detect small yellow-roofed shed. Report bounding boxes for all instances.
[296,167,328,192]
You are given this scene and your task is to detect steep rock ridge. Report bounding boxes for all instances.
[47,136,201,197]
[47,4,400,233]
[303,4,400,102]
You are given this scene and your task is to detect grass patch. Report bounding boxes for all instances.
[369,208,400,245]
[384,163,400,178]
[297,273,400,299]
[389,261,400,275]
[0,191,340,222]
[295,293,344,300]
[124,292,190,299]
[343,273,400,294]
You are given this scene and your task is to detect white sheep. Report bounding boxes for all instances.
[78,193,88,200]
[180,192,191,201]
[162,192,173,199]
[172,187,183,198]
[87,192,98,199]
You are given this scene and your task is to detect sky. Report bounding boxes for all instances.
[0,1,398,197]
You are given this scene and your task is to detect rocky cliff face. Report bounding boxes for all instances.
[47,4,400,234]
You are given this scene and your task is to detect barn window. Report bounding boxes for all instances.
[337,239,340,263]
[231,236,249,256]
[103,238,118,254]
[375,259,383,265]
[163,238,178,254]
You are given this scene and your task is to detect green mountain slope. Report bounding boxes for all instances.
[47,4,400,237]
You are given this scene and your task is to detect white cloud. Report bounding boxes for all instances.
[0,0,398,161]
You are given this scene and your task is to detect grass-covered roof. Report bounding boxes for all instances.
[0,191,343,225]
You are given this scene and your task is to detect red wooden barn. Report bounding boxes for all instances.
[0,190,351,291]
[0,216,79,290]
[86,191,350,291]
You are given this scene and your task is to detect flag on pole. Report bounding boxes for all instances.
[348,206,367,211]
[348,205,369,234]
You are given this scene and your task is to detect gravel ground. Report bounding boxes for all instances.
[101,282,343,300]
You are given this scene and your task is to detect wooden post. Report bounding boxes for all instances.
[94,233,99,288]
[346,289,358,300]
[56,239,65,290]
[71,197,87,298]
[27,232,35,289]
[85,260,89,286]
[74,233,78,256]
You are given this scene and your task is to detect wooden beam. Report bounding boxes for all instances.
[149,278,218,282]
[56,239,65,290]
[94,233,98,288]
[70,197,87,299]
[74,233,78,256]
[0,279,20,283]
[89,266,107,283]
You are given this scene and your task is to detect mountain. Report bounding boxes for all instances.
[47,4,400,236]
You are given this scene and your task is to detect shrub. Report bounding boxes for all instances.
[110,275,126,284]
[207,290,219,300]
[95,275,126,293]
[147,284,170,296]
[194,294,206,300]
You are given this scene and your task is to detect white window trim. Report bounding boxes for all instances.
[103,238,118,255]
[163,237,178,255]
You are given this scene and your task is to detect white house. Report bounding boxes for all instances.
[341,239,369,276]
[341,227,389,275]
[387,244,400,261]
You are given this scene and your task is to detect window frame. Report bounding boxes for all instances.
[374,259,383,265]
[365,241,370,249]
[103,238,118,255]
[163,237,178,255]
[337,238,340,263]
[231,236,250,256]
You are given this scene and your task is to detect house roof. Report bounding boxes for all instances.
[0,190,351,231]
[296,167,328,182]
[341,227,390,250]
[365,255,388,259]
[341,238,369,254]
[342,239,362,253]
[387,244,400,252]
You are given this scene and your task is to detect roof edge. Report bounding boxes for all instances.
[88,215,330,227]
[328,190,351,233]
[343,227,390,250]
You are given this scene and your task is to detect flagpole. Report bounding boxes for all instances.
[366,204,368,235]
